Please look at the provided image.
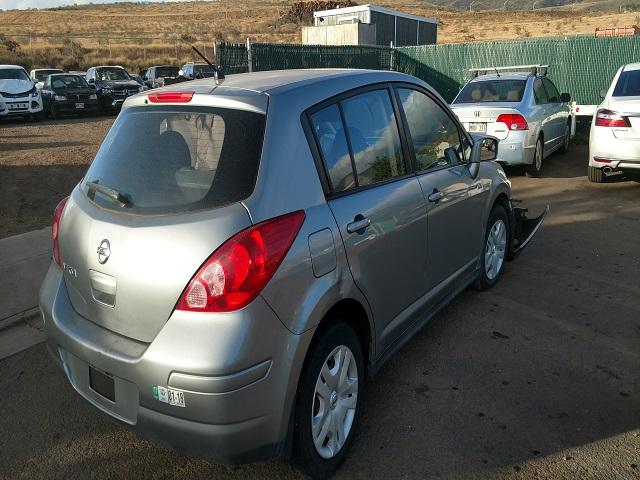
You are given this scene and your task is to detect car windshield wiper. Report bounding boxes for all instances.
[86,180,132,207]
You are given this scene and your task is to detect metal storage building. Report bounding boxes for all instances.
[311,4,438,46]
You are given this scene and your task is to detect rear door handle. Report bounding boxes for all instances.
[428,190,445,202]
[347,216,371,234]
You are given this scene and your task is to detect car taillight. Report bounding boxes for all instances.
[595,109,631,128]
[176,210,306,313]
[148,91,193,103]
[496,113,528,130]
[52,196,69,268]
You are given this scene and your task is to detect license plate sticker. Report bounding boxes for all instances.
[75,103,84,109]
[153,384,186,407]
[469,122,487,133]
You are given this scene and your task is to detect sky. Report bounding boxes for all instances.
[0,0,208,10]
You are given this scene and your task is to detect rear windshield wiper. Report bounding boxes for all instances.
[86,180,132,207]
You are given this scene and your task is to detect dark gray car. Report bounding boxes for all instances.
[39,69,545,478]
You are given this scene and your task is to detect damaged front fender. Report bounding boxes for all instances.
[507,201,549,259]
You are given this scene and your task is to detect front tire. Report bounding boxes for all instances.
[526,136,544,178]
[49,103,58,120]
[293,322,364,479]
[588,166,606,183]
[474,203,509,291]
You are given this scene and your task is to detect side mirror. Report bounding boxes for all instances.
[90,84,96,89]
[469,135,499,178]
[599,89,606,99]
[560,92,571,103]
[88,78,95,84]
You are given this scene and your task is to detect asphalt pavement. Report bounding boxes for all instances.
[1,144,639,480]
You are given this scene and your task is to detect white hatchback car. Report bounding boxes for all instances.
[589,63,640,182]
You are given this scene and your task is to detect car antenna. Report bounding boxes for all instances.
[191,45,225,85]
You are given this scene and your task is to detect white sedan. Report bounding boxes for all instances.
[589,63,640,182]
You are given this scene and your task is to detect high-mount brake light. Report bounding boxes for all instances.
[147,91,194,103]
[595,109,631,128]
[496,113,529,131]
[52,196,69,268]
[176,211,306,313]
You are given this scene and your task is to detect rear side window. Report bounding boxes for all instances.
[533,78,549,104]
[613,69,640,97]
[341,90,405,187]
[82,106,265,215]
[309,105,356,192]
[542,78,560,103]
[454,80,526,103]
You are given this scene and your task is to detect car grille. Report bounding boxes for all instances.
[0,91,31,99]
[112,89,138,99]
[69,94,93,101]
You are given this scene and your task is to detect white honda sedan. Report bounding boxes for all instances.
[589,63,640,182]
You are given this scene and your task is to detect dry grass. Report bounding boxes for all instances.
[0,0,638,72]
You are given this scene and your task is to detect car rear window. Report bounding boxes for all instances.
[82,106,265,215]
[454,80,526,103]
[613,69,640,97]
[156,67,179,77]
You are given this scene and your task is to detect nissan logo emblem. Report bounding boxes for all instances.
[97,239,111,264]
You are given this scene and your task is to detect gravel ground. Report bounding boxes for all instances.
[0,116,114,238]
[0,119,639,479]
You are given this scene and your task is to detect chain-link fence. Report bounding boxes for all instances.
[218,35,640,105]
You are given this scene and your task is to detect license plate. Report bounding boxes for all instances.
[75,103,84,109]
[469,122,487,133]
[153,384,186,407]
[89,365,115,402]
[8,103,27,110]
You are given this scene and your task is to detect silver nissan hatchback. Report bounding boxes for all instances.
[39,69,545,478]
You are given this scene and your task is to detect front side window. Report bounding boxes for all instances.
[310,104,356,193]
[454,79,526,104]
[613,69,640,97]
[398,88,464,171]
[533,78,549,104]
[340,89,405,187]
[82,106,265,215]
[543,78,560,103]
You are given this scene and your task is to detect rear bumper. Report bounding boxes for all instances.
[589,125,640,170]
[39,264,313,463]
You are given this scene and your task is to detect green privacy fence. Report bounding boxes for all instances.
[217,35,640,105]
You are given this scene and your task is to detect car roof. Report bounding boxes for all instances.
[0,65,27,70]
[622,62,640,72]
[49,73,82,77]
[183,68,418,95]
[32,68,63,72]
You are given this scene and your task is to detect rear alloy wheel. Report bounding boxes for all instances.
[559,122,570,154]
[474,204,509,291]
[526,136,544,177]
[294,322,363,479]
[588,166,606,183]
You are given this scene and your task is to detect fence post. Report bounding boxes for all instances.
[29,34,34,65]
[143,38,146,62]
[213,42,218,64]
[246,37,253,72]
[175,41,179,61]
[108,38,112,59]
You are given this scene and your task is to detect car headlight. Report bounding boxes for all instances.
[29,86,38,97]
[54,95,67,101]
[89,94,97,100]
[102,88,113,95]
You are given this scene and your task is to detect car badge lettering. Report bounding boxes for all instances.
[97,239,111,264]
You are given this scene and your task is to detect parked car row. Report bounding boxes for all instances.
[0,61,219,121]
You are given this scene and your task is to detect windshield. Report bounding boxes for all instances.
[82,106,266,215]
[193,64,215,77]
[613,69,640,97]
[0,68,31,81]
[34,70,63,82]
[50,75,89,89]
[454,79,526,103]
[97,68,131,81]
[156,67,179,77]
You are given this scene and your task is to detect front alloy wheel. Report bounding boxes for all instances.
[312,345,358,459]
[484,219,507,281]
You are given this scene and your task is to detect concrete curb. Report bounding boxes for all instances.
[0,227,51,323]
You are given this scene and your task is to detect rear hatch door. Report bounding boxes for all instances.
[59,101,266,343]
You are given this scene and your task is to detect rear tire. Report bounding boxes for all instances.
[293,322,364,480]
[588,166,606,183]
[525,136,544,178]
[474,203,509,291]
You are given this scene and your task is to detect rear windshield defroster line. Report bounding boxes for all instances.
[82,105,266,215]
